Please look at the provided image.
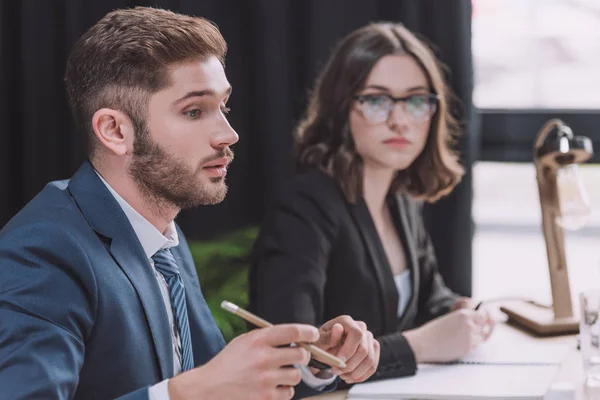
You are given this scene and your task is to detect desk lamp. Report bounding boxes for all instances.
[501,119,593,335]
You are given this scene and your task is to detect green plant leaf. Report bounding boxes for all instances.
[188,226,258,342]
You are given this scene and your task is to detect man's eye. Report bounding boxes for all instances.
[185,109,201,118]
[221,105,231,115]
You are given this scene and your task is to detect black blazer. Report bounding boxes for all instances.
[249,168,459,382]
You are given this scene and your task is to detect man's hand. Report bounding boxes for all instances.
[168,324,317,400]
[314,315,380,384]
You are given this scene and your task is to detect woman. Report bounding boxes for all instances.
[249,22,495,383]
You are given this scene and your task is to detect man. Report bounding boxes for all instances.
[0,7,379,400]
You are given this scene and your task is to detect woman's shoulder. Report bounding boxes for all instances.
[267,167,349,227]
[279,167,345,204]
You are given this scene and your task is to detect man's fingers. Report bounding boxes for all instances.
[274,386,295,400]
[315,323,344,349]
[341,331,375,383]
[260,324,319,347]
[319,315,375,377]
[268,368,303,387]
[319,315,361,331]
[338,328,369,376]
[319,316,344,331]
[270,346,311,367]
[354,338,380,383]
[356,338,380,382]
[334,321,364,362]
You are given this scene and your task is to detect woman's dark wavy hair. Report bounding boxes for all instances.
[295,22,464,204]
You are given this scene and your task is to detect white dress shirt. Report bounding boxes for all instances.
[97,173,335,400]
[394,270,413,317]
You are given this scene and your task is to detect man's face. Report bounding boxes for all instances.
[129,56,238,209]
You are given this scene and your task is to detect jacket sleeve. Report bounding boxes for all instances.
[0,222,151,400]
[0,223,98,399]
[367,331,418,382]
[250,184,338,328]
[249,183,339,398]
[413,203,460,325]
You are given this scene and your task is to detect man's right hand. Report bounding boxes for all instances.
[404,309,490,363]
[168,324,318,400]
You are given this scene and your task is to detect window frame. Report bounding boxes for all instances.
[479,109,600,163]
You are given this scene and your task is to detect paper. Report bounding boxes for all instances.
[348,364,560,399]
[450,326,570,365]
[348,325,573,399]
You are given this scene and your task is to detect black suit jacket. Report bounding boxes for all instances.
[249,168,458,382]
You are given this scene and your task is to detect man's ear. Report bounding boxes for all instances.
[91,108,136,156]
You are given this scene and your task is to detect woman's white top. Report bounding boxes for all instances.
[394,269,412,317]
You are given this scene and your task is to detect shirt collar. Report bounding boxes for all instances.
[96,171,179,259]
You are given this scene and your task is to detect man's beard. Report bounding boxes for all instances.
[128,123,234,210]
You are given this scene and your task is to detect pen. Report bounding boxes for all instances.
[221,301,347,369]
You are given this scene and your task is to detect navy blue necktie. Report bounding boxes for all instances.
[152,248,194,372]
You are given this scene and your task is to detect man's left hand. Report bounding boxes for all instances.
[314,315,380,384]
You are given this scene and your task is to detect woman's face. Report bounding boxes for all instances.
[349,54,437,172]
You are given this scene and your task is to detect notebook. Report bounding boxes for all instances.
[433,325,570,366]
[347,363,560,399]
[348,325,572,399]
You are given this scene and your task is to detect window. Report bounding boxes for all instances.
[471,0,600,303]
[472,163,600,303]
[472,0,600,163]
[473,0,600,109]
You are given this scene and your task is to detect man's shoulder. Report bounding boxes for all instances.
[1,179,92,249]
[0,179,106,304]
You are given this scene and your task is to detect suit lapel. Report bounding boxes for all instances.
[68,161,173,379]
[109,235,174,379]
[348,198,399,333]
[171,243,225,365]
[390,195,420,329]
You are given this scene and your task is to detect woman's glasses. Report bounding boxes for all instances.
[353,93,439,125]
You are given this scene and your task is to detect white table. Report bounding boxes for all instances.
[308,322,584,399]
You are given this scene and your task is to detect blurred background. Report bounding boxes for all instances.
[471,0,600,310]
[0,0,598,340]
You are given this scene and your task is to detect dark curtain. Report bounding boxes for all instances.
[0,0,477,295]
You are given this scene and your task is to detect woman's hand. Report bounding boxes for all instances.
[452,297,496,341]
[404,308,493,363]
